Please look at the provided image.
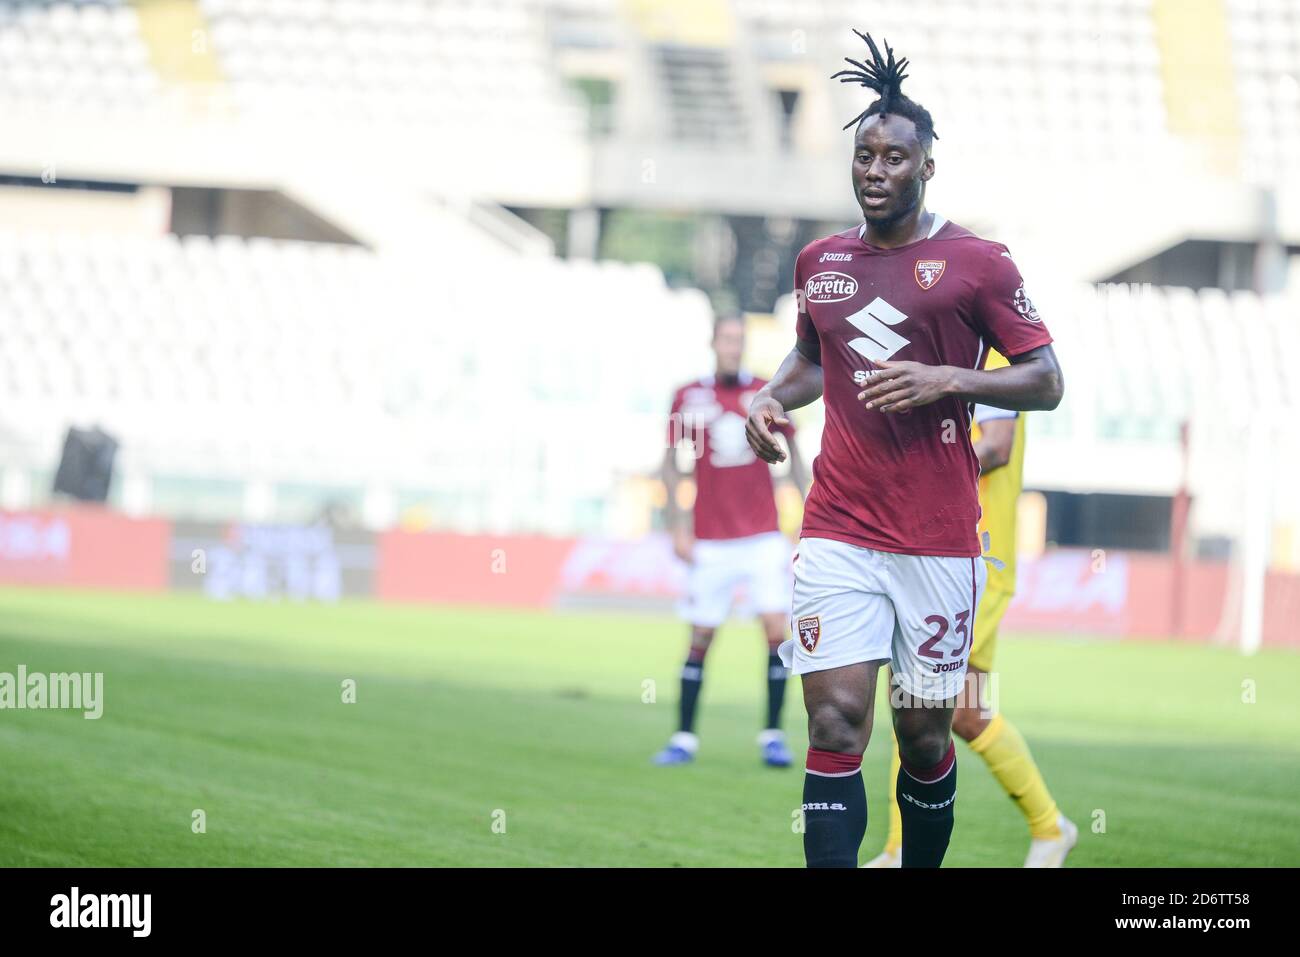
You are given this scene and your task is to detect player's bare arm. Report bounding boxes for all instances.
[785,434,811,497]
[661,447,693,563]
[972,417,1016,472]
[746,346,823,464]
[857,343,1064,414]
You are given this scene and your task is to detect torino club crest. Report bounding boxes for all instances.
[914,259,946,290]
[797,615,821,653]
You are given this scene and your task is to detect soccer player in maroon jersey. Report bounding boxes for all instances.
[745,32,1064,867]
[655,313,810,768]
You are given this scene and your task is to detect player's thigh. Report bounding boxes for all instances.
[968,584,1012,673]
[678,539,744,628]
[784,537,894,677]
[746,530,794,617]
[887,553,987,704]
[801,660,887,752]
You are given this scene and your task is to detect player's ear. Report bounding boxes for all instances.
[920,156,935,182]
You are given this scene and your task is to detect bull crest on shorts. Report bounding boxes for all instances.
[914,259,945,290]
[797,615,821,653]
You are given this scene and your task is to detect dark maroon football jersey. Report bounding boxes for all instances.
[667,372,794,541]
[793,216,1053,557]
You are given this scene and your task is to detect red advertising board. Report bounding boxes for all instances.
[1004,548,1299,647]
[0,506,170,591]
[375,531,575,607]
[1,511,1296,649]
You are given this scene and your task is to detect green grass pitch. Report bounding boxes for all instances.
[1,586,1297,867]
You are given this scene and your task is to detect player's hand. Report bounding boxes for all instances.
[857,360,956,414]
[745,395,789,463]
[672,528,694,564]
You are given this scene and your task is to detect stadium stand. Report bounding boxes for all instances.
[0,0,158,112]
[0,0,1296,548]
[0,228,713,531]
[1226,0,1300,180]
[2,213,1295,537]
[739,0,1169,161]
[198,0,588,132]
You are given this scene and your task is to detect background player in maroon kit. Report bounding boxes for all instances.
[655,313,810,767]
[745,32,1064,867]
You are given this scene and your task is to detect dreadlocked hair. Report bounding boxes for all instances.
[831,30,937,148]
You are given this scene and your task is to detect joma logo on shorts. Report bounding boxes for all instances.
[931,659,965,674]
[802,802,847,811]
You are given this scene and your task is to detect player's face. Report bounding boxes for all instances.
[852,114,934,227]
[712,320,744,375]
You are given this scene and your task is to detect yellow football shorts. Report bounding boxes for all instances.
[969,585,1013,672]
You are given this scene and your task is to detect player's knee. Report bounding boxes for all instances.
[689,626,716,653]
[806,694,869,754]
[896,726,950,769]
[758,613,786,647]
[808,714,864,754]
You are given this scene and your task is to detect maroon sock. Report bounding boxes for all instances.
[897,741,957,868]
[803,749,867,867]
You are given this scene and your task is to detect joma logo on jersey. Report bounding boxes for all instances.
[819,252,853,262]
[804,271,858,302]
[797,615,821,653]
[802,802,847,811]
[914,259,946,289]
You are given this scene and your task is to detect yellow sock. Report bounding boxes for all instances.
[969,713,1061,839]
[884,733,903,855]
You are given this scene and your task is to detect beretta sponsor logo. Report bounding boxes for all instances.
[804,271,858,303]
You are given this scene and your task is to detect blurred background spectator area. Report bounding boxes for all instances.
[0,0,1298,644]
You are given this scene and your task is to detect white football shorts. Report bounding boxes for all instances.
[678,530,794,628]
[779,536,987,701]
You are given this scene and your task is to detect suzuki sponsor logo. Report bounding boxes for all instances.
[804,271,858,302]
[846,296,911,363]
[707,410,757,469]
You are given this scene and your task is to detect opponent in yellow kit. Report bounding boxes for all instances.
[866,350,1076,868]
